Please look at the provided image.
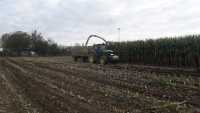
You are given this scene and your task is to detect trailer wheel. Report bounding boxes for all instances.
[89,56,95,63]
[82,57,88,62]
[73,57,78,62]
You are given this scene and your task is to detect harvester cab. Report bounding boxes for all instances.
[72,35,119,64]
[89,38,119,64]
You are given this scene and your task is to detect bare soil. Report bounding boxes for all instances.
[0,56,199,113]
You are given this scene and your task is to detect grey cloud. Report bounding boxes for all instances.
[0,0,200,45]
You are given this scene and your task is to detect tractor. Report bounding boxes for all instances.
[71,35,119,64]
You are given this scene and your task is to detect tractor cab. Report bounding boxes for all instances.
[104,50,119,62]
[93,43,119,63]
[72,35,119,64]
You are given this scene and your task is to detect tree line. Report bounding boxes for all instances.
[108,35,200,68]
[1,30,67,56]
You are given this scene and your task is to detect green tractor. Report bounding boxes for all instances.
[71,35,119,64]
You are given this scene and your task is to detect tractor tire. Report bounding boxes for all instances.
[89,56,95,63]
[99,56,107,65]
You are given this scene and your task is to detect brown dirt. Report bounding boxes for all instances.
[0,56,199,113]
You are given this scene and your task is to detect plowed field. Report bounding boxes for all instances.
[0,57,199,113]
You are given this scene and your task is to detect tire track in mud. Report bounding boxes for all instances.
[27,60,200,108]
[11,63,128,112]
[0,59,39,113]
[0,73,21,113]
[20,57,200,77]
[20,58,200,89]
[8,58,199,113]
[7,58,150,113]
[4,60,103,113]
[7,58,149,113]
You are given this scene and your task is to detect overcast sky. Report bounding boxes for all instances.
[0,0,200,45]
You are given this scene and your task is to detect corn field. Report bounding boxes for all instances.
[1,57,200,113]
[108,35,200,68]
